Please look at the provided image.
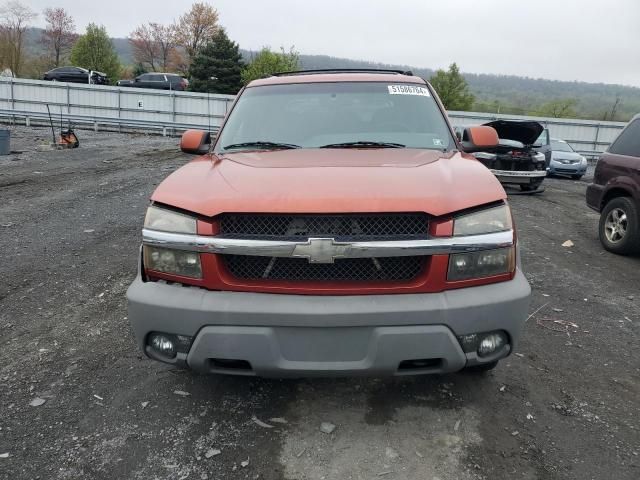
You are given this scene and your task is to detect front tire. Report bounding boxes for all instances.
[599,197,640,255]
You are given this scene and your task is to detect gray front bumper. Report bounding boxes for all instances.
[548,162,587,174]
[127,270,531,377]
[491,169,547,185]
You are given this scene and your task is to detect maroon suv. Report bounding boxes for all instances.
[586,114,640,255]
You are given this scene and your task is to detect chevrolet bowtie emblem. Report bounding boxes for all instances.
[292,238,351,264]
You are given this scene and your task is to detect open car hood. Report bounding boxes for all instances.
[483,120,544,146]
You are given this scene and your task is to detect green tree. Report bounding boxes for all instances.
[70,23,120,81]
[534,98,578,118]
[428,63,475,111]
[241,47,299,84]
[188,28,243,94]
[132,62,147,77]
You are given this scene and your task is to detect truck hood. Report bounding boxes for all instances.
[484,120,544,146]
[151,149,506,218]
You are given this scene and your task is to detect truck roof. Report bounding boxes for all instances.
[248,71,426,87]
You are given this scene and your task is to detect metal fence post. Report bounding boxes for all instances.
[172,91,176,136]
[117,89,121,133]
[593,124,600,153]
[10,77,15,124]
[66,84,71,114]
[10,77,14,110]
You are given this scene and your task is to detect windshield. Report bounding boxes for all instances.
[215,82,454,152]
[534,129,548,146]
[551,140,575,152]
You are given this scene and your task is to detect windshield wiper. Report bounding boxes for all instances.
[223,141,301,151]
[319,141,405,149]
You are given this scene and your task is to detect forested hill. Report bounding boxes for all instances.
[21,28,640,121]
[273,51,640,121]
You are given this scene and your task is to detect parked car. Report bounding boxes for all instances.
[548,138,588,179]
[43,67,108,85]
[465,120,547,191]
[126,69,531,377]
[586,114,640,255]
[533,127,552,167]
[116,73,189,91]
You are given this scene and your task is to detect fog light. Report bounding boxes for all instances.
[477,332,506,357]
[458,333,479,353]
[175,334,194,353]
[149,333,176,358]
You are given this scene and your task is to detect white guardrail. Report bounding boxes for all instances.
[0,77,235,136]
[0,77,628,156]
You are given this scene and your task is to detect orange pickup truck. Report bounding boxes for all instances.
[126,69,531,377]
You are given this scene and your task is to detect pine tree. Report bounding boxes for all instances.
[188,29,243,94]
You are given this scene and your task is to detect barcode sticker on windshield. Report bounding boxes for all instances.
[388,85,430,96]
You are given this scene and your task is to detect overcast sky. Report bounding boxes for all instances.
[28,0,640,87]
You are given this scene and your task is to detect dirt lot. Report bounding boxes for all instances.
[0,126,638,480]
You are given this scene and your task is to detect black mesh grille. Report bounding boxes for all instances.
[223,255,425,282]
[219,213,428,241]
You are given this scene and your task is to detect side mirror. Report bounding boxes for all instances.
[180,130,211,155]
[460,126,499,153]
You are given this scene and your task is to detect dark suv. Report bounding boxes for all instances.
[117,73,189,91]
[586,114,640,255]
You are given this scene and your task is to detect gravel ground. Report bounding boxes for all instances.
[0,126,638,480]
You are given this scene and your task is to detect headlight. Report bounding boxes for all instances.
[143,246,202,278]
[453,204,513,236]
[144,205,197,234]
[143,207,201,278]
[448,247,515,281]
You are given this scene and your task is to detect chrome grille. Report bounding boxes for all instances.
[223,255,425,282]
[219,213,428,241]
